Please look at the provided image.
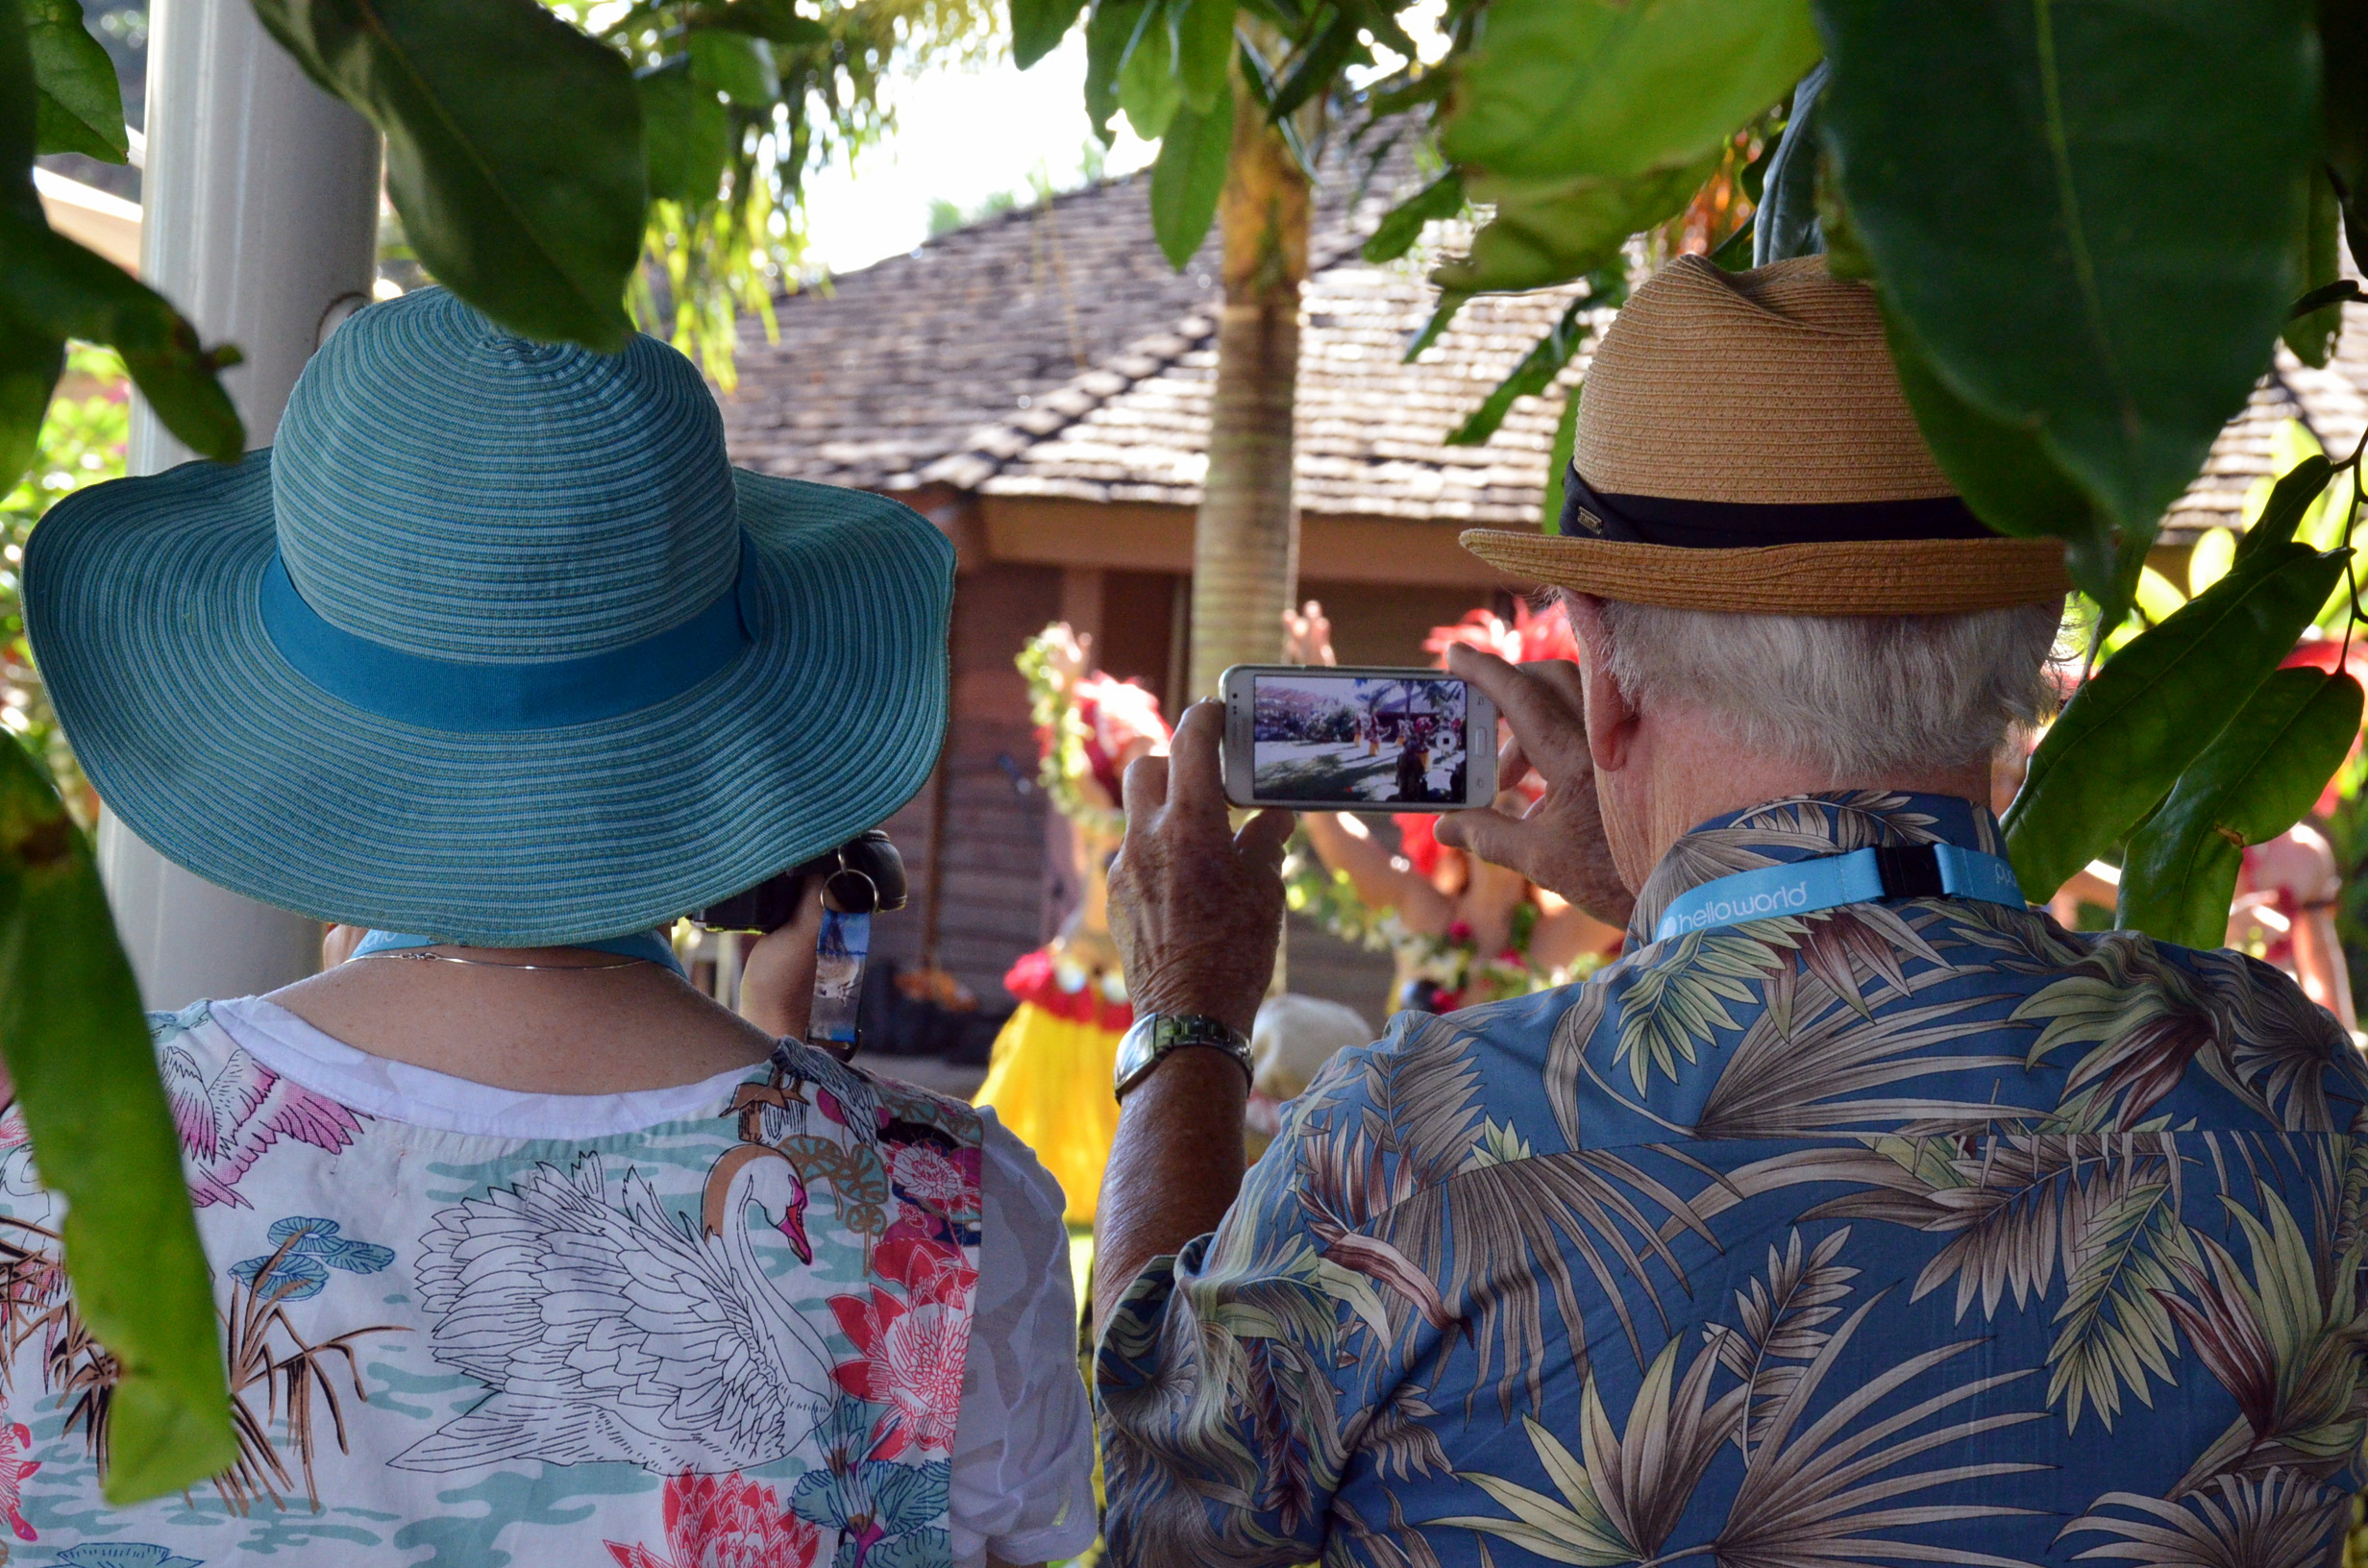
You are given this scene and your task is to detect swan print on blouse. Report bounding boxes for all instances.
[0,1002,984,1567]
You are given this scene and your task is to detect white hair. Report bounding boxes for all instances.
[1590,597,2068,778]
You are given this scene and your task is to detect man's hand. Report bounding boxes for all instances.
[1109,700,1295,1038]
[1436,644,1637,931]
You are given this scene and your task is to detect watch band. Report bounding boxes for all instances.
[1113,1012,1254,1101]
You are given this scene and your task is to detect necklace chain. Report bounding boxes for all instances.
[361,950,652,972]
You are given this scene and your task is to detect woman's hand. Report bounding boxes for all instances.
[1434,644,1636,931]
[1107,702,1294,1038]
[735,893,826,1039]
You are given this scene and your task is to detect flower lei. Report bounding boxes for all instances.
[1016,627,1124,841]
[1283,829,1597,1008]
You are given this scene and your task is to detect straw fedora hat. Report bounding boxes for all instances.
[1460,255,2071,614]
[26,287,951,946]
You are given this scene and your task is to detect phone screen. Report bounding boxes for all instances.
[1250,671,1473,806]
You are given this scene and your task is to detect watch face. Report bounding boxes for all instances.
[1113,1020,1156,1095]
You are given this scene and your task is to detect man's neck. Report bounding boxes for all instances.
[1632,715,1992,880]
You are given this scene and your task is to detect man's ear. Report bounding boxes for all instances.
[1563,594,1640,774]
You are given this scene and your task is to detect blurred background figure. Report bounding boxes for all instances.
[1282,599,1621,1015]
[1244,992,1373,1160]
[971,622,1171,1222]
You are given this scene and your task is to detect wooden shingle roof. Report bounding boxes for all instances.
[721,159,1596,527]
[724,181,2368,540]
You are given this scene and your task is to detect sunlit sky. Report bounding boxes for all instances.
[793,3,1446,277]
[797,36,1157,277]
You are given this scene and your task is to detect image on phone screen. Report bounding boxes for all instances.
[1251,671,1470,804]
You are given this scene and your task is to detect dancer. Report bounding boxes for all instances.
[1281,599,1620,1013]
[971,624,1171,1222]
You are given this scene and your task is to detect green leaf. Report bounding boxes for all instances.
[1751,61,1823,265]
[1542,380,1580,532]
[0,736,236,1501]
[1084,0,1145,140]
[2002,542,2349,899]
[0,324,62,491]
[0,0,32,189]
[1815,0,2316,545]
[1364,169,1462,263]
[2321,0,2368,273]
[1116,0,1180,139]
[1172,0,1233,113]
[1449,294,1592,447]
[1149,78,1231,268]
[638,61,732,206]
[1707,212,1756,270]
[1442,0,1817,189]
[1882,305,2113,603]
[2284,167,2343,368]
[1269,5,1361,121]
[0,207,243,461]
[1434,155,1713,294]
[250,0,643,352]
[2234,454,2336,563]
[1011,0,1089,68]
[1403,288,1468,362]
[2119,668,2365,946]
[694,0,829,46]
[688,28,776,105]
[25,0,127,161]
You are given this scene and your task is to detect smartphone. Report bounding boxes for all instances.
[1220,664,1497,811]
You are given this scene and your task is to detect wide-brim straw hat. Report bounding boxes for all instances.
[1461,255,2071,614]
[26,288,952,945]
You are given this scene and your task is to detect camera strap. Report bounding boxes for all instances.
[808,910,873,1056]
[1652,844,2024,943]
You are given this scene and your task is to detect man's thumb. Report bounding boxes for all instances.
[1239,807,1295,869]
[1434,806,1522,868]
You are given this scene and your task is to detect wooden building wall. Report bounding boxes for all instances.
[866,494,1520,1026]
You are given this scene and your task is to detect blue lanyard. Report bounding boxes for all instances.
[350,927,688,979]
[1653,844,2025,943]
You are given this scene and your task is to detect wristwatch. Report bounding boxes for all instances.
[1113,1012,1254,1101]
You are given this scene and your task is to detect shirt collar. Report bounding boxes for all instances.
[1625,790,2006,949]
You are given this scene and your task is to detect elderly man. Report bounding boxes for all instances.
[1090,256,2368,1568]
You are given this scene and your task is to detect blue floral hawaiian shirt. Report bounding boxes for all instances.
[1097,791,2368,1568]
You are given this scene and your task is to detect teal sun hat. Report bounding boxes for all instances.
[24,287,953,946]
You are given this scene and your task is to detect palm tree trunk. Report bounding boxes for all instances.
[1186,80,1312,699]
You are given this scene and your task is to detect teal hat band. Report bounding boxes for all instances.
[350,927,687,976]
[259,535,759,732]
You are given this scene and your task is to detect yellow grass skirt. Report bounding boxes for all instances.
[972,999,1124,1224]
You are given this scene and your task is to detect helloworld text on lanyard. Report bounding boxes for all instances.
[1653,843,2026,943]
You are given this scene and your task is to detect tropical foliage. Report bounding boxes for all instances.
[1098,793,2368,1566]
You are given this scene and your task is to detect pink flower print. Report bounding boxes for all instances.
[0,1420,40,1540]
[889,1143,966,1205]
[826,1236,975,1458]
[604,1471,821,1568]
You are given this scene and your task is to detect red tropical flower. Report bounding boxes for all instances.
[0,1419,37,1541]
[604,1470,820,1568]
[826,1236,975,1458]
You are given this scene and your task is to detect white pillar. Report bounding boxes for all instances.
[99,0,382,1008]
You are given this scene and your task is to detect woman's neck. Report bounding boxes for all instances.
[265,948,776,1095]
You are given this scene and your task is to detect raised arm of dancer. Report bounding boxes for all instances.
[1300,812,1455,935]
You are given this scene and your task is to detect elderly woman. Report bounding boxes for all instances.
[12,289,1093,1567]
